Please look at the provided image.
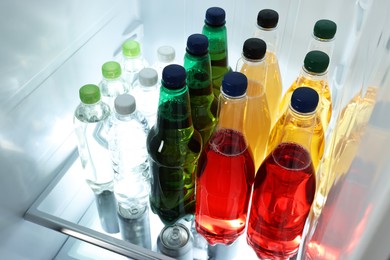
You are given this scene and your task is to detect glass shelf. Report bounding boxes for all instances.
[25,150,259,260]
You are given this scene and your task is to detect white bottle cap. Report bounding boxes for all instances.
[157,46,176,63]
[114,94,136,115]
[139,68,158,87]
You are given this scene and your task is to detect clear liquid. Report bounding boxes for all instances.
[264,51,283,128]
[313,86,378,215]
[99,78,129,111]
[279,73,332,131]
[131,82,159,128]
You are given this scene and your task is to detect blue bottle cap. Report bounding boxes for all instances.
[186,34,209,56]
[243,38,267,60]
[290,87,319,113]
[222,72,248,97]
[205,7,226,27]
[162,64,187,90]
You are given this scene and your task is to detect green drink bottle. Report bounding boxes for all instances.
[202,7,231,98]
[184,33,218,146]
[146,64,202,225]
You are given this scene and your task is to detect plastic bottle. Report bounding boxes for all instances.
[247,87,318,260]
[73,84,113,194]
[106,94,150,221]
[184,33,218,146]
[154,45,176,81]
[131,68,160,127]
[195,72,255,245]
[308,19,337,59]
[236,38,271,171]
[202,7,231,98]
[146,64,202,225]
[254,9,283,128]
[268,85,325,170]
[121,39,147,86]
[279,50,332,131]
[98,61,129,111]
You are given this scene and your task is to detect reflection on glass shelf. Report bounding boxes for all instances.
[25,151,262,259]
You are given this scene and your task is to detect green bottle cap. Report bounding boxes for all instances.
[313,19,337,40]
[122,40,141,58]
[102,61,122,79]
[79,84,101,104]
[304,50,330,74]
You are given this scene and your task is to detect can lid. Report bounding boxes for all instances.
[257,9,279,29]
[162,64,186,90]
[114,94,136,115]
[102,61,122,79]
[158,223,192,257]
[222,72,247,97]
[139,68,158,87]
[122,39,141,58]
[290,86,319,114]
[304,50,330,74]
[79,84,100,104]
[157,45,176,63]
[205,7,226,27]
[243,38,267,60]
[313,19,337,40]
[186,34,209,56]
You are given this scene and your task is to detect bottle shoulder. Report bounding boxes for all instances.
[74,102,111,123]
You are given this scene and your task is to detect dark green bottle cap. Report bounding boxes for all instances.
[313,19,337,40]
[243,38,266,60]
[79,84,100,104]
[102,61,121,79]
[304,50,330,74]
[162,64,187,90]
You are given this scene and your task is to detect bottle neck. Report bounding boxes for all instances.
[217,92,247,133]
[298,67,329,91]
[184,52,213,95]
[202,24,229,68]
[254,26,278,54]
[308,36,335,59]
[236,56,266,97]
[76,100,111,123]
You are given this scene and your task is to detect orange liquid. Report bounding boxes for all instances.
[279,74,332,131]
[267,110,325,171]
[264,51,283,128]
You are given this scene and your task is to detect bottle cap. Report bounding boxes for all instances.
[205,7,226,27]
[257,9,279,29]
[243,38,267,60]
[162,64,187,90]
[114,94,136,115]
[79,84,100,104]
[291,87,319,113]
[157,46,176,63]
[186,34,209,56]
[304,50,330,74]
[139,68,158,87]
[222,72,248,97]
[122,39,141,58]
[102,61,122,79]
[313,19,337,40]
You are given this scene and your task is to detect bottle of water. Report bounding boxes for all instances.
[73,84,113,194]
[106,94,150,220]
[154,45,176,81]
[121,39,148,86]
[131,68,160,127]
[98,61,129,111]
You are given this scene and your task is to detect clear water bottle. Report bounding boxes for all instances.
[73,84,113,194]
[107,94,150,219]
[98,61,129,111]
[121,39,148,86]
[154,45,176,81]
[131,68,160,127]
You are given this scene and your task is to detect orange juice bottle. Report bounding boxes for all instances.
[268,86,325,171]
[279,51,332,131]
[236,38,271,171]
[254,9,283,128]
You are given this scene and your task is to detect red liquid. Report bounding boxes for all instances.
[195,128,255,245]
[247,142,316,259]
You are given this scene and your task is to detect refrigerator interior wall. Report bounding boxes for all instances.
[0,0,139,259]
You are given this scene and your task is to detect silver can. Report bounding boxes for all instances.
[157,223,193,260]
